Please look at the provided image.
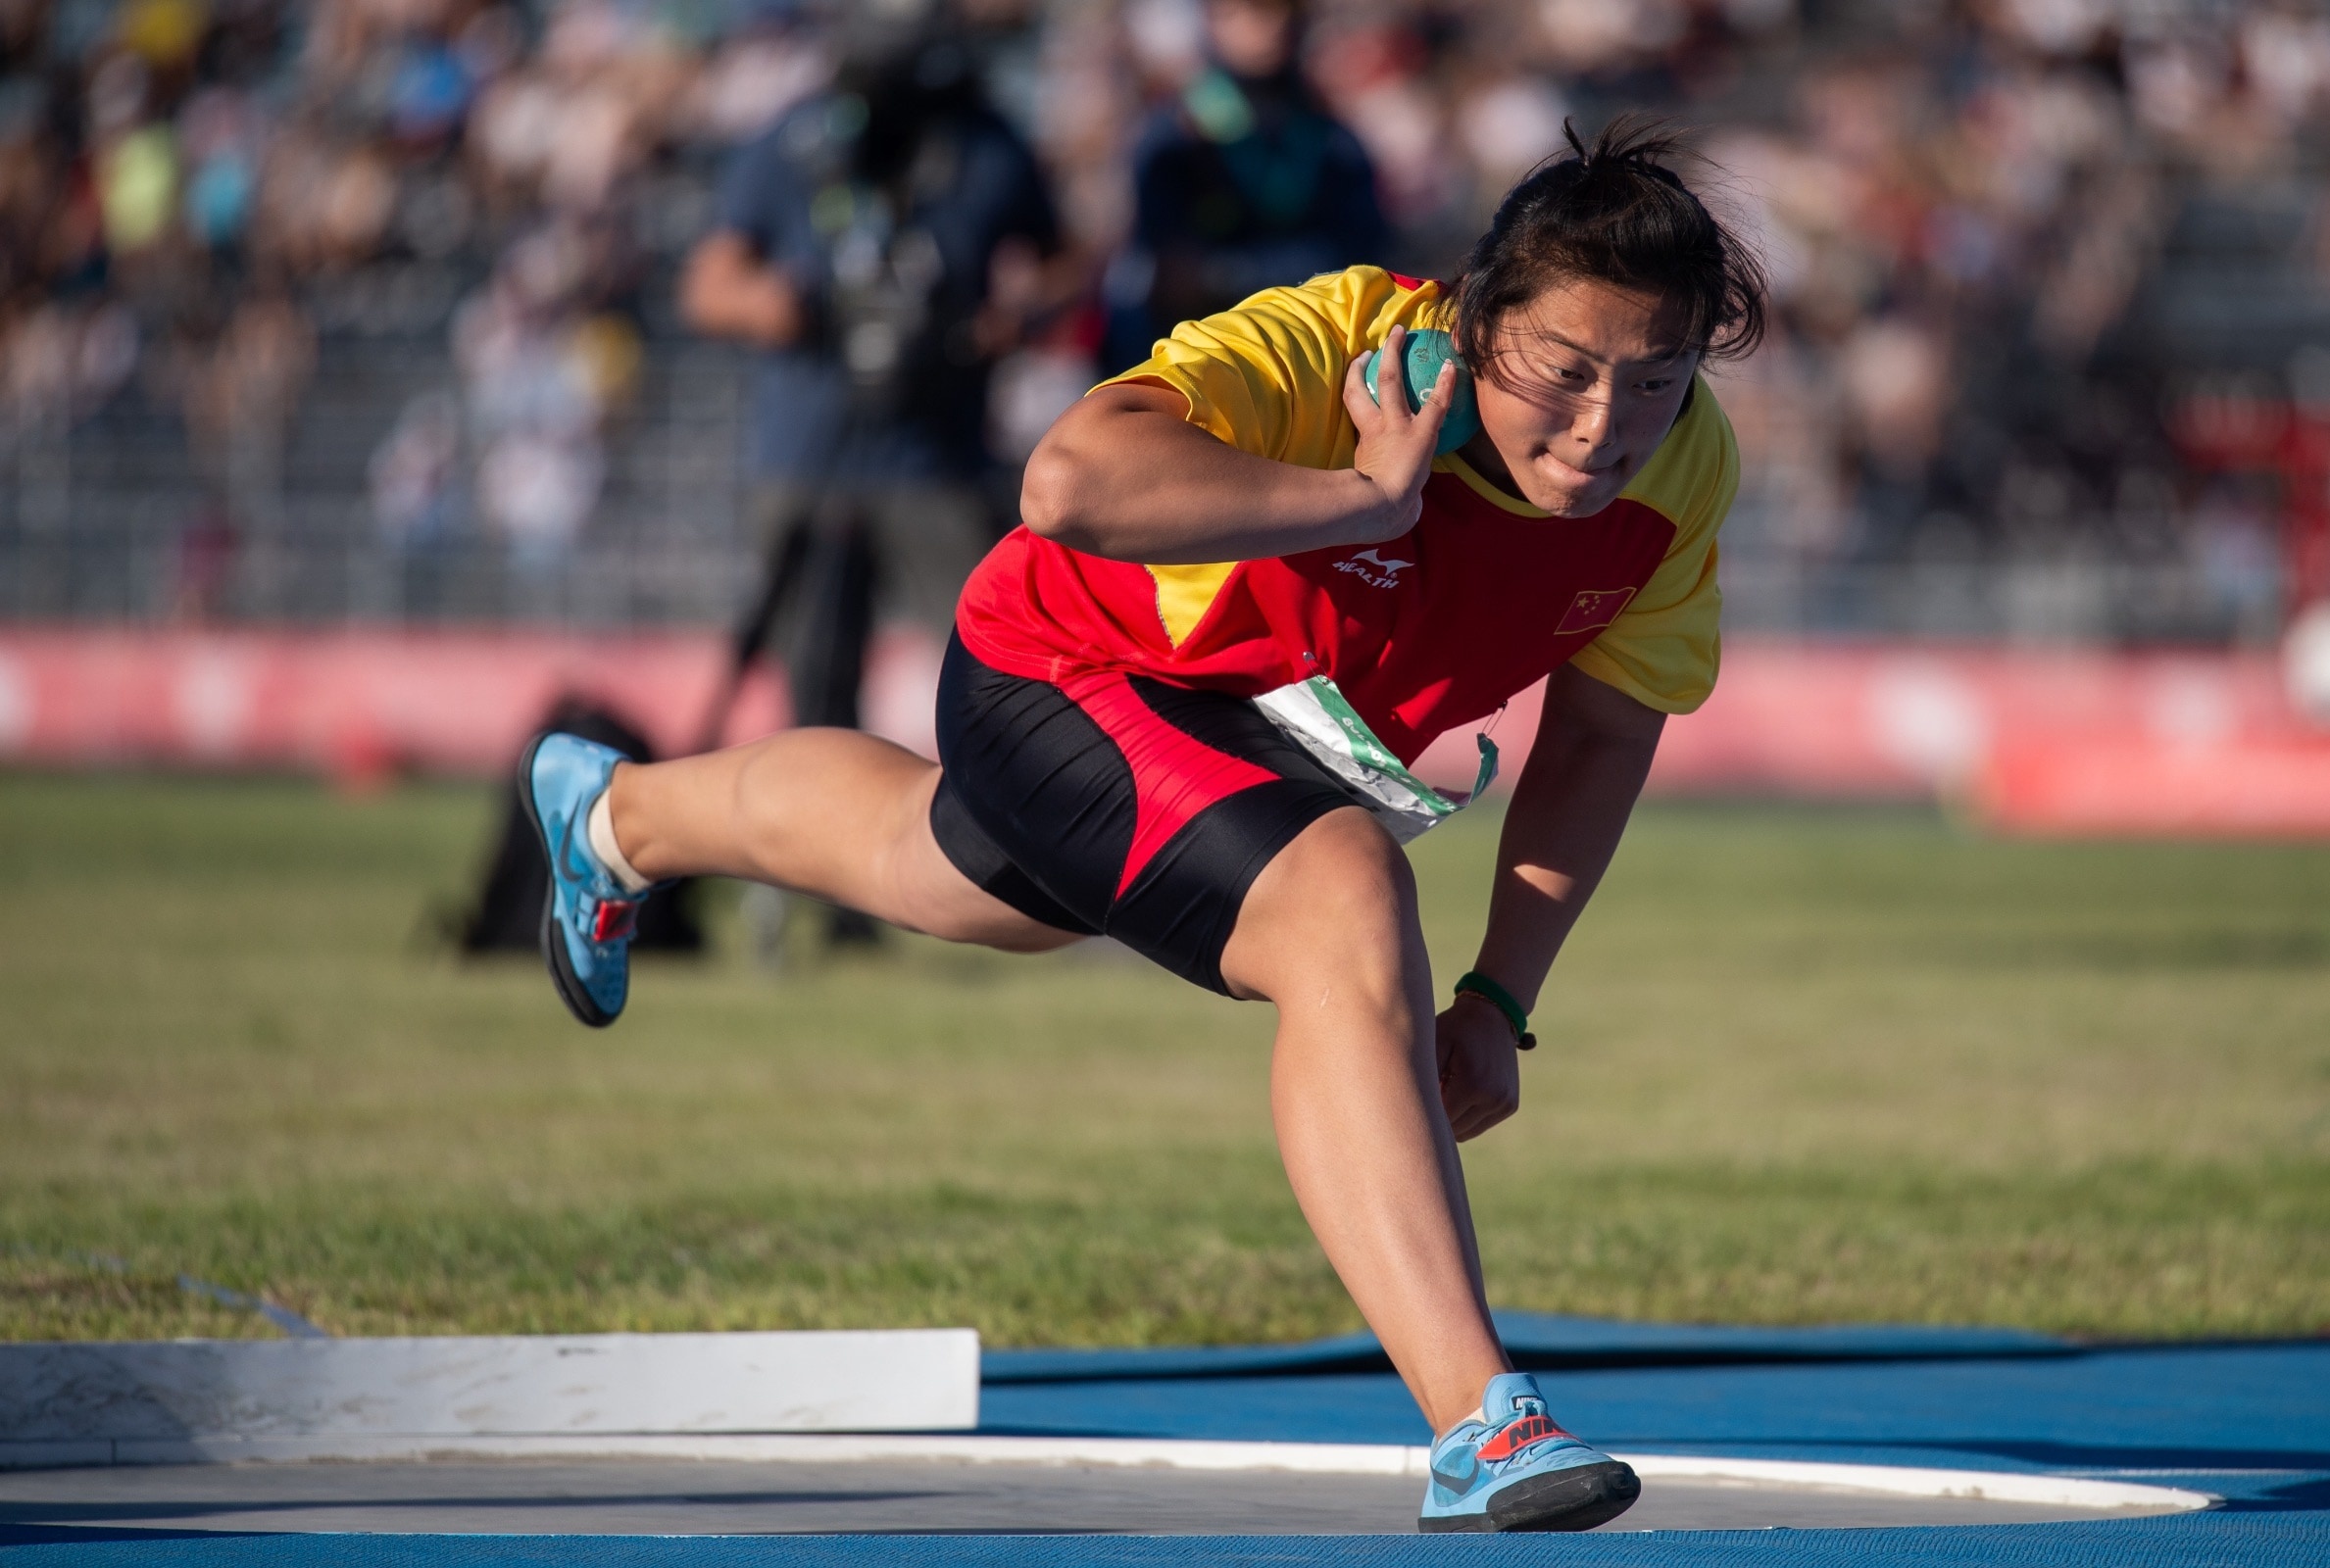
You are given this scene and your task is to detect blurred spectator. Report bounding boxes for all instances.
[1105,0,1383,370]
[177,280,314,612]
[0,0,2319,645]
[4,299,137,424]
[370,389,463,549]
[454,216,640,572]
[172,500,236,621]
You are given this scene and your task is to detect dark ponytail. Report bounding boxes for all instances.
[1452,115,1766,381]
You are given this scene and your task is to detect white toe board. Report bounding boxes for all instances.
[0,1331,979,1446]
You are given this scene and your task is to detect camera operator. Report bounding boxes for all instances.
[681,6,1062,943]
[681,14,1062,687]
[1105,0,1386,371]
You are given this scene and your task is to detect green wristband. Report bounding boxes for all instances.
[1455,971,1536,1051]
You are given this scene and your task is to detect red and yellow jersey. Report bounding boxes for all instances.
[956,265,1738,766]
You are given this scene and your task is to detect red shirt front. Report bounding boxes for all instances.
[960,471,1685,765]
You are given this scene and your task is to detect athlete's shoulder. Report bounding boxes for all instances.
[1221,265,1444,354]
[1104,267,1445,469]
[1616,374,1739,542]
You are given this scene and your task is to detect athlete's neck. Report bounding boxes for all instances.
[1455,429,1529,504]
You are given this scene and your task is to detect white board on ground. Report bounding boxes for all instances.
[0,1331,980,1448]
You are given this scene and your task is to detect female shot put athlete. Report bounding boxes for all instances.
[519,121,1762,1534]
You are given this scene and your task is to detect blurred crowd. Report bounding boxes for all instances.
[2,0,2329,632]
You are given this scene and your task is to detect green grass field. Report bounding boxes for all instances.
[3,771,2326,1346]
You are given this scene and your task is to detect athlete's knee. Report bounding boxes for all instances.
[1293,808,1416,902]
[1223,808,1423,1004]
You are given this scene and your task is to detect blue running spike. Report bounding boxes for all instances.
[1418,1371,1640,1532]
[520,732,645,1028]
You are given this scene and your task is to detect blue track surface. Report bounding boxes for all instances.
[983,1311,2072,1382]
[4,1519,2329,1568]
[5,1320,2325,1565]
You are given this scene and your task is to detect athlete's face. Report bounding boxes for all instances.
[1461,277,1700,518]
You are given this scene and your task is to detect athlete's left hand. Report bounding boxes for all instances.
[1435,995,1522,1141]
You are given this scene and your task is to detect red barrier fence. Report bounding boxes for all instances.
[4,628,2329,836]
[0,627,778,782]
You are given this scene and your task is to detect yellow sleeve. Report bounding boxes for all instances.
[1098,266,1440,470]
[1568,378,1738,714]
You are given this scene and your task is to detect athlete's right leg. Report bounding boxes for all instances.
[606,729,1083,954]
[1216,809,1638,1531]
[1215,806,1510,1437]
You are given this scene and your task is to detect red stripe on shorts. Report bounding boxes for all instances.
[1061,671,1280,898]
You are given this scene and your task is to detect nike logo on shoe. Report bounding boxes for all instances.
[554,817,600,894]
[1429,1448,1481,1496]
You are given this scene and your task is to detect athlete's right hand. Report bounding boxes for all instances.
[1344,323,1458,543]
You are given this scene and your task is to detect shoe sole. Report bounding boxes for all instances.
[518,733,619,1030]
[1418,1459,1641,1534]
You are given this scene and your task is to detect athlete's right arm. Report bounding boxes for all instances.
[1020,325,1456,564]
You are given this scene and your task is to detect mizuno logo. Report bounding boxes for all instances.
[1333,549,1413,589]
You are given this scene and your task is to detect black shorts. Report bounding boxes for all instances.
[929,634,1358,994]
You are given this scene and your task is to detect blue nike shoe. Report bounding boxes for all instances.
[1418,1372,1640,1533]
[520,731,646,1028]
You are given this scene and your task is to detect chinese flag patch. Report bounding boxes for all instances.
[1554,587,1637,635]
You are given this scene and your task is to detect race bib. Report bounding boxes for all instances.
[1252,675,1498,844]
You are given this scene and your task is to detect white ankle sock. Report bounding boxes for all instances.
[586,791,653,895]
[1436,1402,1487,1442]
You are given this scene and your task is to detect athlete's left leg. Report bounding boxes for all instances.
[609,727,1082,953]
